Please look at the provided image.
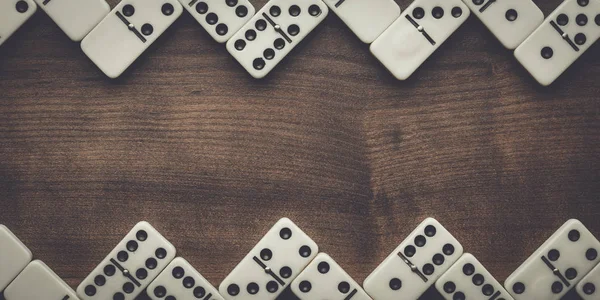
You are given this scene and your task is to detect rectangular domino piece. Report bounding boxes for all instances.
[4,260,78,300]
[219,218,318,300]
[81,0,183,78]
[435,253,514,300]
[290,253,372,300]
[462,0,543,49]
[77,221,176,300]
[147,257,224,300]
[0,0,37,47]
[225,0,329,79]
[370,0,470,80]
[33,0,110,42]
[179,0,255,43]
[577,261,600,299]
[322,0,400,43]
[0,225,33,291]
[504,219,600,300]
[363,218,464,300]
[514,0,600,86]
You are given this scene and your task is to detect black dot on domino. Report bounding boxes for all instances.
[557,14,569,26]
[318,261,330,274]
[172,266,185,279]
[299,245,312,257]
[482,284,494,296]
[154,286,167,297]
[551,281,563,294]
[432,253,445,265]
[260,248,272,260]
[136,268,147,279]
[443,281,455,293]
[253,58,265,70]
[583,283,596,295]
[569,230,581,241]
[146,258,158,269]
[541,47,553,59]
[196,2,208,14]
[451,7,462,18]
[266,281,279,293]
[576,14,588,26]
[236,6,248,17]
[270,5,281,17]
[136,230,147,241]
[432,7,444,19]
[548,249,560,261]
[95,275,106,286]
[123,4,135,17]
[574,33,586,45]
[117,251,129,262]
[596,14,600,25]
[505,9,518,21]
[123,282,135,294]
[279,266,292,278]
[289,5,301,17]
[245,29,257,41]
[443,243,455,255]
[226,0,238,7]
[472,273,484,286]
[404,245,416,257]
[414,235,426,247]
[234,39,246,51]
[162,3,175,16]
[299,281,312,292]
[206,13,218,25]
[463,263,475,276]
[308,5,321,16]
[280,227,292,239]
[274,38,285,50]
[194,286,206,297]
[165,296,175,300]
[85,285,97,296]
[288,25,300,36]
[113,292,125,300]
[578,0,589,6]
[425,225,436,237]
[227,284,240,296]
[587,248,598,260]
[104,264,116,276]
[126,240,138,252]
[256,19,267,31]
[423,263,434,275]
[512,282,525,294]
[413,7,425,19]
[216,24,228,36]
[183,276,195,288]
[141,24,154,36]
[472,0,484,5]
[565,268,577,279]
[15,1,29,13]
[338,281,350,294]
[390,278,402,290]
[454,292,466,300]
[156,247,167,259]
[246,282,260,295]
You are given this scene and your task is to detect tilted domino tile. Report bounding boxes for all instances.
[219,218,318,300]
[504,219,600,300]
[81,0,183,78]
[179,0,256,43]
[322,0,401,43]
[577,261,600,299]
[290,253,371,300]
[514,0,600,86]
[225,0,329,79]
[0,0,37,47]
[461,0,544,49]
[147,257,224,300]
[4,260,78,300]
[77,221,176,300]
[0,225,32,291]
[33,0,110,41]
[363,218,464,300]
[370,0,470,80]
[435,253,514,300]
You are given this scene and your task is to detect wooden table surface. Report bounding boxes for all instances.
[1,0,599,299]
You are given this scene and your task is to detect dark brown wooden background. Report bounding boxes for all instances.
[1,0,599,299]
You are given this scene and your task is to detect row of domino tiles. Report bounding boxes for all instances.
[0,0,598,84]
[1,218,600,300]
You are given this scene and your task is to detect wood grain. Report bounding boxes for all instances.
[0,0,598,299]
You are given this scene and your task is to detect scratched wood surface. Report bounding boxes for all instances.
[0,0,599,299]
